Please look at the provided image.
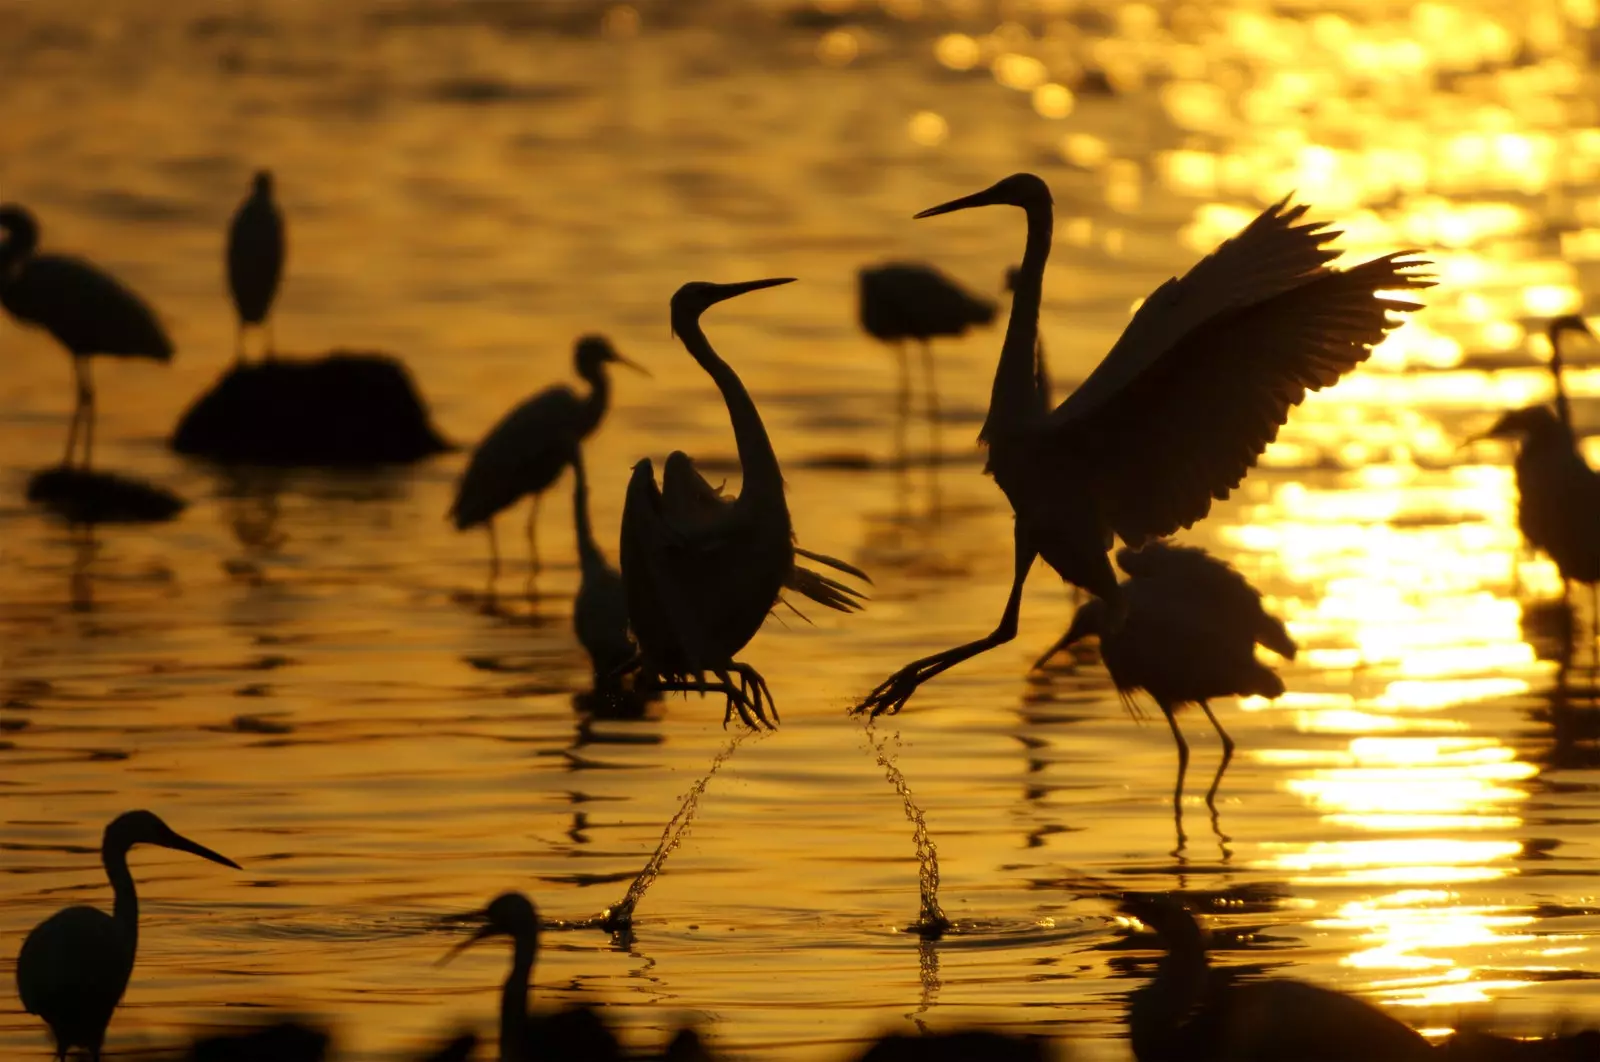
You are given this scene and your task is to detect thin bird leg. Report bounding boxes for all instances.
[854,529,1036,717]
[62,363,83,469]
[919,339,939,431]
[484,521,501,601]
[526,494,543,583]
[1164,705,1189,851]
[654,672,767,731]
[1197,699,1235,815]
[78,355,96,470]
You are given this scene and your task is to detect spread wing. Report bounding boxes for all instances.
[1118,542,1296,660]
[1050,200,1433,545]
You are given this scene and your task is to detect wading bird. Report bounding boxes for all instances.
[439,892,620,1062]
[451,335,646,596]
[571,447,635,689]
[227,169,286,363]
[15,811,241,1062]
[621,279,869,729]
[1033,543,1296,841]
[858,261,997,425]
[0,204,175,471]
[1118,892,1434,1062]
[853,174,1430,718]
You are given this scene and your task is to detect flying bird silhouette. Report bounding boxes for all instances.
[15,811,241,1062]
[451,335,646,597]
[853,173,1431,718]
[620,279,868,729]
[0,204,174,470]
[226,169,286,364]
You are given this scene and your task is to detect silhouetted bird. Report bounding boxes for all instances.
[1120,893,1433,1062]
[854,174,1431,718]
[851,1030,1048,1062]
[571,447,635,689]
[0,204,174,470]
[858,261,997,424]
[186,1018,330,1062]
[227,170,286,364]
[450,335,646,596]
[1035,542,1295,825]
[621,279,869,729]
[439,892,621,1062]
[15,811,241,1062]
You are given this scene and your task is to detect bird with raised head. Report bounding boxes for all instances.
[853,173,1431,718]
[15,811,241,1062]
[451,335,647,598]
[439,891,620,1062]
[227,169,286,364]
[0,204,174,471]
[1034,542,1296,840]
[620,279,869,729]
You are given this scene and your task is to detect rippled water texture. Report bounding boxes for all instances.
[5,1,1600,1058]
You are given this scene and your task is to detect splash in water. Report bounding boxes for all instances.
[864,724,950,939]
[598,732,747,933]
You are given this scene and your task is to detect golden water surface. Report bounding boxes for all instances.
[3,0,1599,1058]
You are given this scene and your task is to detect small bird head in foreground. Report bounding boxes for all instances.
[438,891,539,964]
[109,809,242,868]
[575,334,649,380]
[669,277,796,335]
[1483,404,1568,444]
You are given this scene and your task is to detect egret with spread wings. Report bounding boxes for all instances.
[855,173,1432,718]
[621,279,869,729]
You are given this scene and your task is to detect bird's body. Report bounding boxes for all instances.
[571,448,636,688]
[1121,894,1433,1062]
[14,811,241,1062]
[858,262,997,429]
[227,170,286,362]
[451,336,643,596]
[441,892,620,1062]
[855,173,1431,718]
[622,279,866,729]
[0,205,174,470]
[1037,543,1295,832]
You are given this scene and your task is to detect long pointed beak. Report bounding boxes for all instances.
[710,277,796,304]
[915,188,999,219]
[162,831,242,871]
[612,352,652,378]
[436,919,497,967]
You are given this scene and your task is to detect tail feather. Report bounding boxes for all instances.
[785,564,868,613]
[794,546,872,585]
[1256,614,1297,661]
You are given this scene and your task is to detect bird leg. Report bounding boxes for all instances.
[525,495,543,597]
[650,670,771,731]
[919,339,942,477]
[76,355,96,470]
[854,530,1035,717]
[731,662,777,726]
[1164,706,1189,852]
[1030,631,1070,673]
[483,522,501,605]
[1198,699,1234,839]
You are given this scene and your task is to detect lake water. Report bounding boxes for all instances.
[4,0,1600,1058]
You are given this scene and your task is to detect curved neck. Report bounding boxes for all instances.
[982,200,1053,443]
[577,365,611,439]
[1550,324,1576,443]
[103,840,139,959]
[571,453,608,575]
[499,935,534,1061]
[674,314,785,508]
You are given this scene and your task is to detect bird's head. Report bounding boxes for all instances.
[104,810,242,870]
[1483,404,1564,443]
[438,891,540,965]
[0,203,40,266]
[1060,597,1111,649]
[669,278,795,335]
[252,170,274,196]
[1117,893,1207,955]
[574,334,649,380]
[1550,313,1594,344]
[915,173,1052,219]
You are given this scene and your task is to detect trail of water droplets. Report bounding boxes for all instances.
[865,724,950,938]
[597,732,747,932]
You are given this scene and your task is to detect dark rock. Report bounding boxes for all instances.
[26,467,186,524]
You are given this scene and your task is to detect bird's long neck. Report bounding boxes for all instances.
[578,366,612,439]
[571,452,608,576]
[981,200,1053,444]
[676,315,785,510]
[1549,323,1576,444]
[499,936,534,1061]
[104,841,139,961]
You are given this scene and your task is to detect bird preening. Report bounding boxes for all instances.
[852,172,1432,720]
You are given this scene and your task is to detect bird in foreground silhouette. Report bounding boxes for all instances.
[439,892,620,1062]
[15,811,241,1062]
[0,204,174,471]
[1033,542,1295,837]
[1482,316,1600,644]
[451,335,646,597]
[227,170,286,364]
[853,174,1431,718]
[571,446,636,690]
[1119,892,1434,1062]
[621,279,869,729]
[858,261,997,430]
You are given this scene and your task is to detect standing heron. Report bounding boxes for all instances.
[15,811,241,1062]
[858,261,997,428]
[621,279,869,729]
[439,892,620,1062]
[0,204,175,471]
[1033,542,1296,841]
[227,169,285,363]
[853,173,1431,718]
[571,446,635,689]
[450,335,646,596]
